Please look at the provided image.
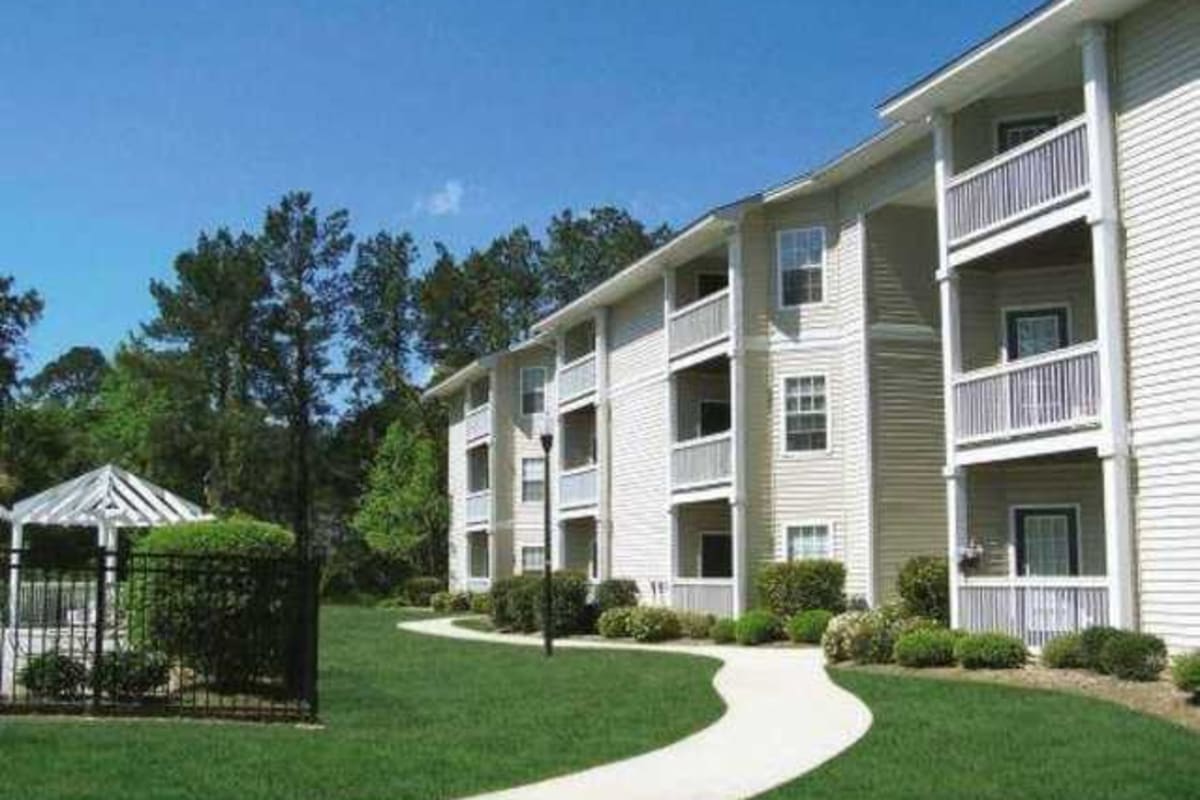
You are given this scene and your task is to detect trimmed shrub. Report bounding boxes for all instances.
[755,560,846,618]
[1170,652,1200,701]
[678,612,716,640]
[594,579,639,614]
[1079,626,1122,672]
[539,571,591,635]
[893,628,959,667]
[822,611,867,662]
[92,650,170,701]
[469,592,492,616]
[1098,632,1167,682]
[896,556,950,625]
[490,575,541,632]
[429,591,453,612]
[711,618,737,644]
[20,653,88,701]
[787,609,834,644]
[735,610,782,646]
[404,576,444,607]
[597,606,635,639]
[628,607,681,642]
[1041,633,1086,669]
[954,633,1028,670]
[431,591,470,612]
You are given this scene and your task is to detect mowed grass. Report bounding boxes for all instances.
[0,606,724,800]
[759,668,1200,800]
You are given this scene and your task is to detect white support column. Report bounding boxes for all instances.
[594,308,612,581]
[728,227,748,616]
[1082,22,1136,629]
[663,268,677,606]
[666,505,679,608]
[7,522,22,633]
[944,469,968,628]
[486,367,500,581]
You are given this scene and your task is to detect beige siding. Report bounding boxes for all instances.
[504,349,556,574]
[609,378,669,598]
[1116,0,1200,648]
[867,206,939,329]
[446,393,468,590]
[490,362,516,581]
[609,282,665,388]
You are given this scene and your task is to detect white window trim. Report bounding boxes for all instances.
[775,226,828,311]
[520,544,546,575]
[782,520,835,562]
[520,366,548,416]
[999,302,1073,364]
[1007,503,1083,579]
[520,457,545,503]
[993,112,1062,155]
[778,372,832,457]
[697,530,734,579]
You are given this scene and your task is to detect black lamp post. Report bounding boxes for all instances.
[539,414,554,658]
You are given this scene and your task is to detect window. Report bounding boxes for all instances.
[699,533,733,578]
[1015,507,1079,577]
[784,376,828,452]
[468,531,490,579]
[696,272,728,299]
[1005,307,1069,361]
[996,115,1059,153]
[787,524,831,561]
[521,546,545,574]
[521,458,545,502]
[777,227,824,307]
[699,400,731,438]
[468,377,490,409]
[467,446,490,493]
[520,367,546,415]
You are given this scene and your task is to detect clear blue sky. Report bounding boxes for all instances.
[2,0,1036,373]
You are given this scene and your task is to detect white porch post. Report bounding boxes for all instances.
[594,308,612,581]
[663,268,677,606]
[1082,22,1136,630]
[486,367,500,581]
[933,111,965,627]
[728,227,748,617]
[7,522,22,631]
[666,505,679,607]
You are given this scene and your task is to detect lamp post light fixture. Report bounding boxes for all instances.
[537,411,556,658]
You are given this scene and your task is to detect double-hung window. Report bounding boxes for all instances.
[784,375,828,452]
[521,457,545,502]
[786,524,831,561]
[777,227,824,307]
[521,367,546,415]
[521,546,545,574]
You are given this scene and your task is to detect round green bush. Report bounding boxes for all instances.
[755,560,846,618]
[489,575,540,632]
[822,611,867,662]
[20,653,88,701]
[594,579,639,613]
[538,571,591,635]
[896,556,949,625]
[678,612,716,640]
[469,592,492,616]
[627,607,682,642]
[710,618,737,644]
[893,628,959,667]
[404,576,444,607]
[954,632,1028,670]
[1170,652,1200,700]
[1079,626,1122,672]
[429,591,453,612]
[1098,632,1167,681]
[1041,633,1086,669]
[93,650,170,701]
[787,609,834,644]
[597,606,635,639]
[824,605,910,664]
[736,610,781,646]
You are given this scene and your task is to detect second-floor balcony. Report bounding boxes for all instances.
[559,463,599,510]
[465,490,490,526]
[559,353,597,405]
[671,431,732,489]
[465,403,491,443]
[954,341,1100,446]
[946,116,1090,249]
[670,288,730,359]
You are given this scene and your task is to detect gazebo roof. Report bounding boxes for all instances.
[11,464,210,528]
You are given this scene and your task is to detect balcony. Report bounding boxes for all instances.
[959,576,1108,649]
[670,288,730,359]
[465,490,490,526]
[671,579,734,619]
[672,432,732,489]
[954,342,1100,446]
[559,463,599,510]
[465,404,491,443]
[946,116,1090,249]
[559,354,597,405]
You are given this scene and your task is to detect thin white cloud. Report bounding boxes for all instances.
[414,180,465,216]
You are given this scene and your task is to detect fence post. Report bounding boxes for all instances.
[91,547,107,712]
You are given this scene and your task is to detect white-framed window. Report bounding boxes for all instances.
[777,227,824,307]
[468,531,490,578]
[521,545,545,574]
[521,457,545,502]
[783,375,828,452]
[520,367,546,415]
[786,523,831,561]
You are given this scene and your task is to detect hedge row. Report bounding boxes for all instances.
[1042,626,1168,681]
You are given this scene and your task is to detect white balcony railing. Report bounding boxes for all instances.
[560,464,599,509]
[671,431,732,488]
[946,116,1090,245]
[465,403,491,443]
[465,490,490,526]
[959,577,1109,649]
[670,288,730,358]
[559,354,597,403]
[954,342,1100,445]
[466,577,492,594]
[671,579,734,619]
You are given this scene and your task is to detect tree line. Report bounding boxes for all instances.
[0,192,669,595]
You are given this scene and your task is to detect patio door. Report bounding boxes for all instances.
[1015,507,1081,638]
[1005,307,1069,427]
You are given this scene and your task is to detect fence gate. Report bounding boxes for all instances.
[0,547,319,721]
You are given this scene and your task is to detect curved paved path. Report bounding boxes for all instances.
[398,617,872,800]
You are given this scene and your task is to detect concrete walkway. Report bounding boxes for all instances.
[398,617,873,800]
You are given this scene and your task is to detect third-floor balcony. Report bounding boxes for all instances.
[559,353,596,405]
[671,356,732,490]
[465,402,491,443]
[670,288,730,360]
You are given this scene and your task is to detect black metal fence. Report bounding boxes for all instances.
[0,548,319,722]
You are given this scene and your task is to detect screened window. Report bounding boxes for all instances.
[468,531,490,578]
[787,524,831,561]
[521,546,545,574]
[699,533,733,578]
[997,116,1059,153]
[777,227,824,307]
[521,458,545,502]
[699,400,732,437]
[1015,507,1079,577]
[520,367,546,415]
[784,376,828,452]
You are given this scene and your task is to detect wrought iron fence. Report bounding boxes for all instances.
[0,548,319,722]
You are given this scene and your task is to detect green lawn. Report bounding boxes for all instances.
[759,669,1200,800]
[0,606,723,800]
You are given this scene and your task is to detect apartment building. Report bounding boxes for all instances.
[425,0,1199,649]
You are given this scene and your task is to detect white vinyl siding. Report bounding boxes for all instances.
[609,379,669,598]
[777,227,825,307]
[521,458,544,502]
[520,367,546,415]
